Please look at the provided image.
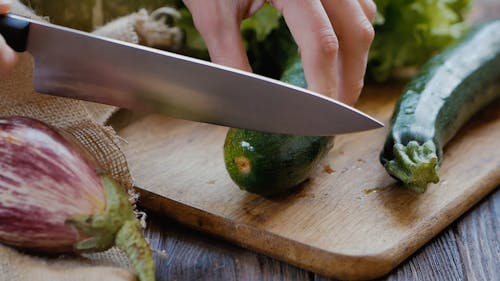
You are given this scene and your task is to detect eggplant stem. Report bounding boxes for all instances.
[67,175,155,281]
[384,140,440,193]
[116,220,155,281]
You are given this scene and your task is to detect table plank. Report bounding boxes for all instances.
[382,226,465,280]
[384,188,499,281]
[144,188,498,281]
[145,214,310,281]
[454,188,499,281]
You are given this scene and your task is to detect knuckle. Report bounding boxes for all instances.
[356,19,375,46]
[317,27,339,57]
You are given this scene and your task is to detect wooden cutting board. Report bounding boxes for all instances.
[115,82,499,280]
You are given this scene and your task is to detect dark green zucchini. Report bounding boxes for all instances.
[223,54,334,196]
[380,20,500,193]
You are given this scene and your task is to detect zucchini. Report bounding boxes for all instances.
[223,54,334,196]
[380,20,500,193]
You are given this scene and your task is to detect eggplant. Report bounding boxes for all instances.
[0,116,154,281]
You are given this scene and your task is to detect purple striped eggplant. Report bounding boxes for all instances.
[0,116,154,281]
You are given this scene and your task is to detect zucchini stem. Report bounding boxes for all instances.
[384,140,440,193]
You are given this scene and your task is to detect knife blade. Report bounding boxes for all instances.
[0,14,383,136]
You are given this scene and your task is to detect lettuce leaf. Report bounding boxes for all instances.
[241,4,281,42]
[368,0,471,81]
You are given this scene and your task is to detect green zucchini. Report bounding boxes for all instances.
[380,20,500,193]
[223,54,334,196]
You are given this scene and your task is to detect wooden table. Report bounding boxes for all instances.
[143,187,498,280]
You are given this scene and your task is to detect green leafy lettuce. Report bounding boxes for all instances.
[241,4,281,42]
[369,0,471,81]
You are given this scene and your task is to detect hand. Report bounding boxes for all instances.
[0,0,17,77]
[183,0,376,105]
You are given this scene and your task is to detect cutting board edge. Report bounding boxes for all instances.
[136,173,498,281]
[136,188,393,280]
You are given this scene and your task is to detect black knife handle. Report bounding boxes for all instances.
[0,15,30,52]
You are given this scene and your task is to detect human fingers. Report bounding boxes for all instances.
[0,0,11,14]
[322,0,375,105]
[0,0,17,77]
[271,0,339,98]
[183,0,253,71]
[358,0,377,23]
[0,36,17,77]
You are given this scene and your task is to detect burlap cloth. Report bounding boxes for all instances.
[0,1,182,280]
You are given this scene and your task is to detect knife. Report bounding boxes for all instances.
[0,14,382,136]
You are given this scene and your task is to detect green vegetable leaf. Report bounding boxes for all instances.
[241,4,281,42]
[368,0,471,81]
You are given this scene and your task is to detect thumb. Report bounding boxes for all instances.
[0,0,11,14]
[0,36,18,77]
[0,0,17,77]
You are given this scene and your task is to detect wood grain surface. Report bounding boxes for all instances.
[117,80,499,280]
[143,188,499,281]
